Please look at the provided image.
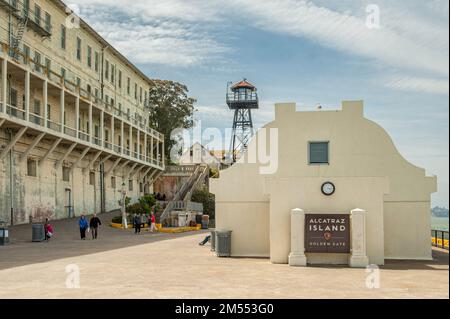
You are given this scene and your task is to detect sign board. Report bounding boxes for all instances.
[305,214,350,253]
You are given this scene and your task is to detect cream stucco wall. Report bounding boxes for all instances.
[211,101,437,265]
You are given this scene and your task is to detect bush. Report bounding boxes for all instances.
[126,203,146,216]
[112,216,122,224]
[139,195,156,213]
[209,168,220,178]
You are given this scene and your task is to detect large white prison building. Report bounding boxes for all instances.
[0,0,164,225]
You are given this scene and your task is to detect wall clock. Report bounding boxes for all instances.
[322,182,336,196]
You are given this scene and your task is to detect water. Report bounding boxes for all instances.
[431,217,449,232]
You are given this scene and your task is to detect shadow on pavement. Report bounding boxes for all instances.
[0,211,209,271]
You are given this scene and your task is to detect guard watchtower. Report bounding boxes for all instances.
[226,79,259,163]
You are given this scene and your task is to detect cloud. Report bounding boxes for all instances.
[66,0,226,67]
[68,0,448,94]
[385,76,449,95]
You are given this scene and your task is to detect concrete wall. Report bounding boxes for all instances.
[211,101,437,264]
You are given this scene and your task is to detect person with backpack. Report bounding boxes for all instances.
[89,213,102,240]
[79,215,89,240]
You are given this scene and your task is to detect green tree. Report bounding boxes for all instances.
[148,80,196,162]
[192,188,215,220]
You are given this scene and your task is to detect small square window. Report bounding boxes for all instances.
[129,180,133,191]
[89,172,95,186]
[27,159,37,177]
[62,167,70,182]
[309,142,329,164]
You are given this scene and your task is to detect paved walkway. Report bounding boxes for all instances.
[0,214,448,299]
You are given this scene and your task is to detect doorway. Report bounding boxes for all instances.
[64,188,73,218]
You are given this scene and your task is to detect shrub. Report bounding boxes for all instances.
[112,216,122,224]
[139,194,156,213]
[126,203,146,216]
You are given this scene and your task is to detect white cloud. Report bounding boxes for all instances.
[68,0,449,94]
[385,76,449,95]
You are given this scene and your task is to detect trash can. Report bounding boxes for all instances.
[0,221,9,246]
[215,230,232,257]
[202,215,210,229]
[32,224,45,242]
[210,230,216,252]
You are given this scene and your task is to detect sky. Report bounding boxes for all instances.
[66,0,449,207]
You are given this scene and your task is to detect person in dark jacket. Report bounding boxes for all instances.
[133,214,141,235]
[79,215,89,240]
[89,213,102,240]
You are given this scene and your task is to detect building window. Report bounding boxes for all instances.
[139,87,143,103]
[34,52,41,73]
[61,67,66,79]
[23,45,30,65]
[34,4,41,26]
[118,70,122,88]
[127,78,130,95]
[105,60,109,80]
[140,183,144,193]
[62,167,70,182]
[94,52,99,72]
[129,180,133,191]
[89,172,95,186]
[47,104,51,120]
[61,25,66,49]
[44,12,51,33]
[27,159,37,177]
[111,176,116,189]
[87,46,92,68]
[134,83,138,100]
[45,58,51,74]
[76,77,81,87]
[309,142,329,165]
[76,37,82,61]
[111,65,115,83]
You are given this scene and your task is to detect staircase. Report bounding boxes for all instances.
[11,16,28,55]
[158,164,209,226]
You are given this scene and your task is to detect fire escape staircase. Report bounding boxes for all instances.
[158,164,208,225]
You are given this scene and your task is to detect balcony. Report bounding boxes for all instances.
[226,92,259,110]
[0,0,19,13]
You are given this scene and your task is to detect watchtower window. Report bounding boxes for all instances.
[309,142,329,165]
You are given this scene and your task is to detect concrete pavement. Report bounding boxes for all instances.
[0,213,448,299]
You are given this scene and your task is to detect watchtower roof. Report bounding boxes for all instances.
[231,79,257,91]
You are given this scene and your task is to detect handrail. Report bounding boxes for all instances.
[432,230,449,250]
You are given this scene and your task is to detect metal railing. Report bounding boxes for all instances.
[47,120,61,132]
[432,230,449,250]
[64,126,77,138]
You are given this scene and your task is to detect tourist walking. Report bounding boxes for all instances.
[133,214,141,235]
[44,219,54,242]
[89,213,102,240]
[79,215,89,240]
[150,213,158,232]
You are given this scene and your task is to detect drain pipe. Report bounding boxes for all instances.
[7,129,14,226]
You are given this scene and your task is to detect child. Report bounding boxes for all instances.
[44,219,54,242]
